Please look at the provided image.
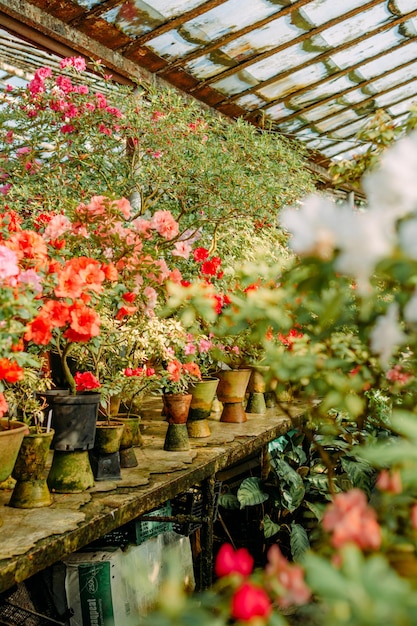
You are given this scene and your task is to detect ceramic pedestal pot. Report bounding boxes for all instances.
[114,414,141,467]
[46,393,100,493]
[9,427,54,509]
[215,369,251,423]
[187,377,219,438]
[163,393,192,451]
[246,365,269,414]
[89,421,125,480]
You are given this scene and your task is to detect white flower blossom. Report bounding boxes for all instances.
[398,218,417,259]
[280,194,344,259]
[335,208,396,294]
[363,132,417,218]
[369,303,407,368]
[404,289,417,323]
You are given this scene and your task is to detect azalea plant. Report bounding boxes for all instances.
[0,212,50,420]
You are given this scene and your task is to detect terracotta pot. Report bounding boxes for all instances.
[163,393,192,451]
[187,378,219,438]
[9,427,54,509]
[215,369,251,423]
[0,419,28,484]
[163,393,192,425]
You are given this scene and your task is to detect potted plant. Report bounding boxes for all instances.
[3,365,55,508]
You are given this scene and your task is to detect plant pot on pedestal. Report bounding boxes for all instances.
[45,393,100,493]
[246,365,269,414]
[114,414,141,467]
[0,419,28,489]
[89,421,125,480]
[9,427,54,509]
[163,393,192,451]
[215,369,251,423]
[187,377,219,438]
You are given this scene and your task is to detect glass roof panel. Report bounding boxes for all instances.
[319,4,391,47]
[220,14,301,60]
[256,64,329,101]
[179,0,279,43]
[300,0,366,24]
[288,75,356,109]
[210,72,259,96]
[358,42,417,79]
[330,31,400,70]
[376,82,417,107]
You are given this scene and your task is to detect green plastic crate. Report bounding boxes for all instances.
[135,501,172,544]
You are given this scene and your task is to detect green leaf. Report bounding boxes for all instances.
[218,493,240,510]
[237,477,269,508]
[290,522,310,561]
[340,456,375,497]
[272,458,305,512]
[263,514,280,539]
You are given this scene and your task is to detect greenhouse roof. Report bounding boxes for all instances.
[1,0,417,168]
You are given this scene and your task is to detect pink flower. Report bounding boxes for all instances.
[43,214,71,241]
[60,57,85,71]
[0,246,19,280]
[0,184,11,196]
[266,545,311,608]
[34,67,52,80]
[172,241,192,259]
[215,543,254,578]
[150,210,179,240]
[231,582,271,622]
[55,75,73,93]
[376,469,402,494]
[0,393,8,418]
[18,269,43,293]
[322,488,382,551]
[16,147,31,157]
[115,197,132,219]
[198,338,212,352]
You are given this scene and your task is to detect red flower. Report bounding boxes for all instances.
[193,247,209,262]
[231,582,271,621]
[122,292,136,303]
[215,544,254,578]
[74,371,101,392]
[201,256,221,276]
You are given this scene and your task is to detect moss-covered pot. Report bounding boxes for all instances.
[9,427,54,509]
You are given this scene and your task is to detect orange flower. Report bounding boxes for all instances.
[0,358,25,382]
[24,316,53,345]
[167,359,182,382]
[67,302,100,339]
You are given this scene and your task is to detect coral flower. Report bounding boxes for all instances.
[323,488,382,551]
